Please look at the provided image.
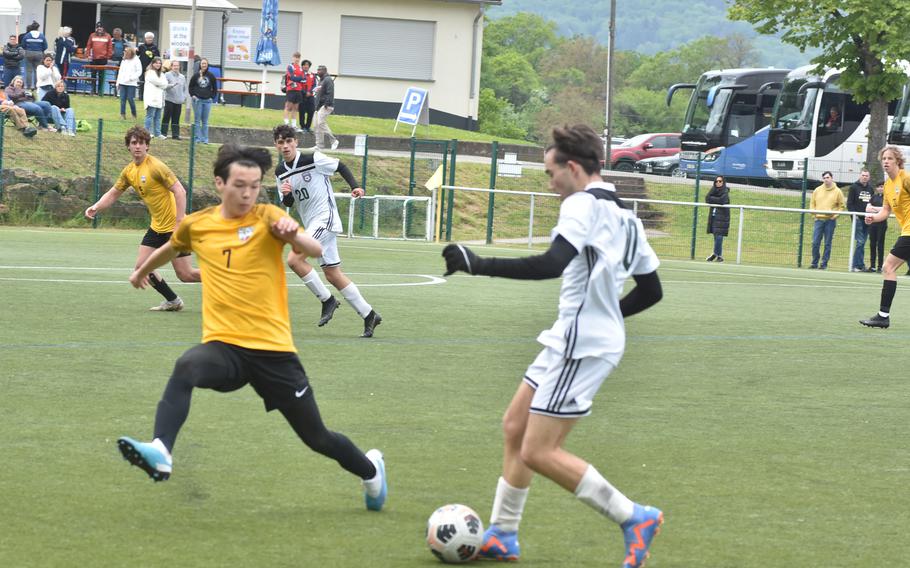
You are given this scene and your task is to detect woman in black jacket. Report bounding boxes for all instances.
[706,176,730,262]
[188,58,218,144]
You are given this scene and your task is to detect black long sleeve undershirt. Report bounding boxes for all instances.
[473,235,578,280]
[336,162,358,190]
[619,271,662,317]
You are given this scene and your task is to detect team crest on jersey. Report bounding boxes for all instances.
[238,226,254,242]
[303,174,312,182]
[140,175,146,185]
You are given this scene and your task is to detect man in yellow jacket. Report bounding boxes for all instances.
[809,171,846,269]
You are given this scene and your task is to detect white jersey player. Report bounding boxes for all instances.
[442,124,664,568]
[273,124,381,337]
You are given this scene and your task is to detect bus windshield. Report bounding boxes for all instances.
[683,76,730,138]
[890,84,910,144]
[772,79,820,131]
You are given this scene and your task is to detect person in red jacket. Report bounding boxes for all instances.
[85,22,112,95]
[283,51,305,130]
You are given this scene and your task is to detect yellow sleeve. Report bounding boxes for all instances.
[113,166,131,192]
[154,159,178,189]
[170,214,194,253]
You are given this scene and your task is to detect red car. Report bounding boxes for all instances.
[605,133,681,171]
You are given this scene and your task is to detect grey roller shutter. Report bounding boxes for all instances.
[221,10,301,71]
[339,16,435,81]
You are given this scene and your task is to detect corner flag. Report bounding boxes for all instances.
[424,165,444,191]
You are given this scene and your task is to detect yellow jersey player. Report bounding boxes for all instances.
[85,126,200,311]
[861,145,910,329]
[115,144,387,512]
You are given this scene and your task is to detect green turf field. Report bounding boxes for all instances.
[1,226,906,567]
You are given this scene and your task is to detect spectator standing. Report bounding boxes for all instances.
[314,64,338,150]
[809,171,846,270]
[297,59,316,133]
[116,47,142,120]
[43,79,77,136]
[86,23,112,96]
[21,21,47,89]
[110,28,126,66]
[143,57,168,139]
[705,175,730,262]
[137,32,160,99]
[5,75,56,131]
[189,58,218,144]
[161,60,186,140]
[2,35,24,88]
[847,170,873,272]
[36,54,62,101]
[867,182,887,273]
[283,52,304,129]
[53,27,76,77]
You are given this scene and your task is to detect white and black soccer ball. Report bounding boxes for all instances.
[426,503,484,563]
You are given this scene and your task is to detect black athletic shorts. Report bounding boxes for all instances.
[141,227,191,257]
[285,90,303,104]
[890,235,910,261]
[180,341,312,411]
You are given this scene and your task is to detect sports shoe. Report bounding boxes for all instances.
[362,310,382,338]
[716,256,724,263]
[331,139,340,150]
[318,296,340,326]
[860,314,890,329]
[808,265,818,269]
[479,525,520,561]
[705,254,716,262]
[621,504,664,568]
[150,297,184,312]
[363,449,387,511]
[117,437,172,482]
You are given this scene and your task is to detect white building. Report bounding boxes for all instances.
[34,0,500,129]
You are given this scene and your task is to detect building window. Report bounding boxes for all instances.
[339,16,435,81]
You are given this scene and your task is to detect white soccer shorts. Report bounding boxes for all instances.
[306,227,341,267]
[523,346,615,418]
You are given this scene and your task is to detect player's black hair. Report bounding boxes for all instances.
[124,125,151,147]
[545,124,604,175]
[302,59,312,66]
[273,123,297,141]
[821,171,834,178]
[213,144,273,181]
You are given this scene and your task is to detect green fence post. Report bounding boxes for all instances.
[187,125,195,213]
[361,134,368,189]
[797,157,809,267]
[408,136,416,196]
[92,118,104,229]
[689,153,702,259]
[438,141,449,239]
[486,141,499,245]
[445,139,458,241]
[0,117,5,202]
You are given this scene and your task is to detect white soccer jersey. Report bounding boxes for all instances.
[275,150,343,236]
[536,181,660,364]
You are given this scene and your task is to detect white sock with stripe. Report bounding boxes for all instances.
[574,464,634,524]
[339,282,372,318]
[489,476,529,532]
[301,270,331,302]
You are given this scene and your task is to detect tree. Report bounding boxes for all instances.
[627,34,759,91]
[481,51,542,108]
[728,0,910,180]
[483,12,561,67]
[478,88,529,140]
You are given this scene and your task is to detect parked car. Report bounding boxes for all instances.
[604,133,681,171]
[633,153,684,177]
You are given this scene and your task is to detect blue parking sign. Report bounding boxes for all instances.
[395,87,430,134]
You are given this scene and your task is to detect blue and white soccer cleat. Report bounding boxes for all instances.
[621,504,664,568]
[364,449,387,511]
[479,525,520,561]
[117,437,172,482]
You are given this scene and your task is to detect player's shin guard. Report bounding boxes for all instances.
[489,476,529,532]
[880,279,897,314]
[339,282,372,318]
[301,270,331,302]
[574,464,635,524]
[148,272,178,302]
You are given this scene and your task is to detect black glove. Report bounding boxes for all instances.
[442,244,480,276]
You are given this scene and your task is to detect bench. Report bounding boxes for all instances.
[219,89,259,108]
[65,76,97,94]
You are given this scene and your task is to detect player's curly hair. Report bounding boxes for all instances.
[879,145,906,169]
[213,144,273,181]
[124,126,151,147]
[546,124,604,175]
[273,123,297,141]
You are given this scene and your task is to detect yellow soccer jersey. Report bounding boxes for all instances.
[171,204,296,352]
[114,155,179,233]
[884,169,910,236]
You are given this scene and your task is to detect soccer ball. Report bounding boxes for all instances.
[426,503,484,563]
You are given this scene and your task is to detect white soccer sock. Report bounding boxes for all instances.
[574,464,634,525]
[879,311,890,318]
[151,438,173,462]
[339,282,372,318]
[283,118,289,125]
[362,451,382,498]
[489,476,529,532]
[291,119,298,128]
[301,270,331,302]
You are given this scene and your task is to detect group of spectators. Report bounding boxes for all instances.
[282,52,337,150]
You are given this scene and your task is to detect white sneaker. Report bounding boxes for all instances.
[149,297,184,312]
[68,130,76,137]
[330,139,340,150]
[157,134,167,140]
